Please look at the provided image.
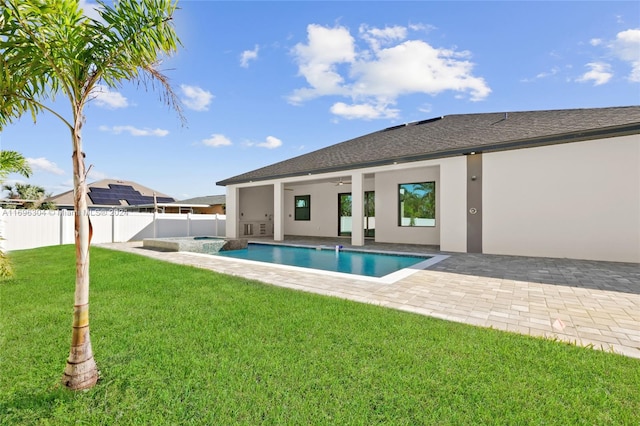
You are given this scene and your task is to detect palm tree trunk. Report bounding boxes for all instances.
[62,117,99,390]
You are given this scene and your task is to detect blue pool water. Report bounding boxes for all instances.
[216,244,431,278]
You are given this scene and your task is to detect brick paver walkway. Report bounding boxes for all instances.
[100,240,640,359]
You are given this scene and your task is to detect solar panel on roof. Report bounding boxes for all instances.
[414,117,443,126]
[109,184,135,190]
[383,123,407,132]
[88,195,120,205]
[87,184,174,206]
[89,188,111,194]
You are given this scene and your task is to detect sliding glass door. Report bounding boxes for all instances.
[364,191,375,237]
[338,192,375,237]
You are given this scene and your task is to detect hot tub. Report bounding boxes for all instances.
[142,236,248,254]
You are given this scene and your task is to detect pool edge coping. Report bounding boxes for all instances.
[181,242,450,284]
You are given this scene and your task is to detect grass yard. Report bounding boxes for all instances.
[1,245,639,425]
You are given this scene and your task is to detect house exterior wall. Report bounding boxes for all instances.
[238,185,274,236]
[285,182,337,237]
[194,205,225,215]
[284,178,375,237]
[438,156,468,253]
[483,134,640,263]
[225,158,469,250]
[223,133,638,262]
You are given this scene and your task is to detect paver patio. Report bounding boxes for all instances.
[101,238,640,359]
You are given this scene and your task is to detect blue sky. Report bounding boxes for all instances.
[1,0,639,200]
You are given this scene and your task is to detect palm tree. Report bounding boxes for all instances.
[0,151,30,277]
[0,150,32,181]
[0,0,183,390]
[2,183,56,209]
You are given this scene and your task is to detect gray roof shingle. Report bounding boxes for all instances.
[216,106,640,186]
[174,195,225,205]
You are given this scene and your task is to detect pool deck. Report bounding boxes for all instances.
[100,237,640,359]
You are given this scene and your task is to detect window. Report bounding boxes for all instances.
[398,182,435,227]
[295,195,311,221]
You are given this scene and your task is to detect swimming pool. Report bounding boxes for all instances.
[215,243,438,279]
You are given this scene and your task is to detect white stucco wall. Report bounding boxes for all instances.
[483,135,640,262]
[225,186,238,238]
[438,156,468,253]
[237,185,274,236]
[285,182,337,237]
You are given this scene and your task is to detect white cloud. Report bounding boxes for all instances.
[330,102,399,120]
[409,23,437,33]
[577,62,613,85]
[257,136,282,149]
[245,136,283,149]
[180,84,214,111]
[351,40,491,101]
[418,103,433,114]
[521,67,560,82]
[26,157,65,175]
[359,24,407,51]
[609,28,640,82]
[288,23,491,119]
[91,85,128,109]
[590,38,603,46]
[202,134,232,147]
[240,45,259,68]
[288,24,356,104]
[99,125,169,137]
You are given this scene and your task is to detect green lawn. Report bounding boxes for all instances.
[1,246,639,425]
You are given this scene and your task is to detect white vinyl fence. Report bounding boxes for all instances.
[0,208,226,251]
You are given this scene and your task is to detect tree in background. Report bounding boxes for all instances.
[0,0,183,389]
[0,150,32,278]
[2,183,56,209]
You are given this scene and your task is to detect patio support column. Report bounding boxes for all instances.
[273,182,284,241]
[351,172,365,246]
[226,186,239,238]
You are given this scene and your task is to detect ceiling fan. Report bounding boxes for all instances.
[332,178,352,186]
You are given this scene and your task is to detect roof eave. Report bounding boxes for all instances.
[216,122,640,186]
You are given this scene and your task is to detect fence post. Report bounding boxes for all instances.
[60,209,65,245]
[187,212,192,237]
[111,210,116,243]
[215,214,218,237]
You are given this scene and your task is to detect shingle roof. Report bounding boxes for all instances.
[174,195,225,205]
[216,106,640,186]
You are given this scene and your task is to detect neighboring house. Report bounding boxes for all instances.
[47,179,175,210]
[135,195,226,214]
[171,195,226,214]
[0,198,30,208]
[216,106,640,263]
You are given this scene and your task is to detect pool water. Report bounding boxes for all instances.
[216,243,431,278]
